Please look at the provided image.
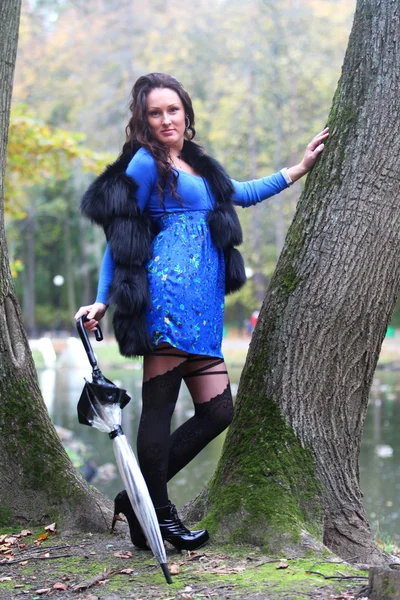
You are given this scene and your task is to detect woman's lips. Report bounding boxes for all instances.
[161,129,175,135]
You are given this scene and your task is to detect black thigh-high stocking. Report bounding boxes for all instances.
[167,356,234,481]
[137,346,187,507]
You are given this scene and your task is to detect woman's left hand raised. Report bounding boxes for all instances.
[287,127,329,183]
[300,127,329,172]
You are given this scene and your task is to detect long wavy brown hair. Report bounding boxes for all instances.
[123,73,196,201]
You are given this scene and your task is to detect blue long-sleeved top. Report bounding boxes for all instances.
[96,147,288,304]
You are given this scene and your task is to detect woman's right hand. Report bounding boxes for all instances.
[74,302,108,332]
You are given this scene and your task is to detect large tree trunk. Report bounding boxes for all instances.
[0,0,111,531]
[188,0,400,565]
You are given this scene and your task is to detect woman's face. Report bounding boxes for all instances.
[146,87,186,150]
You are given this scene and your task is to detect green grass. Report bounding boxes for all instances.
[375,534,400,556]
[0,534,369,600]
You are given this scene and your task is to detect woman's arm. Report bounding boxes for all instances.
[92,150,156,306]
[125,147,158,211]
[74,244,114,330]
[95,243,114,305]
[232,171,289,207]
[232,127,329,208]
[75,148,157,330]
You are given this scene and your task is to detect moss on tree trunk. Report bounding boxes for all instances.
[188,0,400,565]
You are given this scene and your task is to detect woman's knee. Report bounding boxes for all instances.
[194,383,234,433]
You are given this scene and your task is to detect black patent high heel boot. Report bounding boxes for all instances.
[156,501,209,551]
[111,490,148,550]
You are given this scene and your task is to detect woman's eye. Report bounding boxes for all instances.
[149,111,159,117]
[170,107,179,112]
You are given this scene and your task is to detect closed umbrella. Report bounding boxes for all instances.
[76,316,172,584]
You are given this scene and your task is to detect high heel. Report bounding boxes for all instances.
[156,501,209,551]
[111,490,148,550]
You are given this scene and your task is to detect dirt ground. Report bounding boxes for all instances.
[0,527,371,600]
[5,335,393,599]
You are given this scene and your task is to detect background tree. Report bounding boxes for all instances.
[0,0,111,530]
[187,0,400,564]
[11,0,356,334]
[5,106,109,334]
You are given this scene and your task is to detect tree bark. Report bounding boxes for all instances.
[188,0,400,565]
[0,0,112,531]
[22,206,37,337]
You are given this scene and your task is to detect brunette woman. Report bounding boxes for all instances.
[75,72,328,551]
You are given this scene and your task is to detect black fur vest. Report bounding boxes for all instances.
[80,140,246,357]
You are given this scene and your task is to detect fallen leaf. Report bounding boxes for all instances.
[37,533,48,542]
[276,562,289,569]
[184,586,193,592]
[5,537,17,545]
[119,568,135,574]
[20,530,32,537]
[169,563,180,575]
[210,560,219,568]
[14,585,25,589]
[42,553,50,558]
[182,595,192,599]
[19,543,28,550]
[0,542,11,549]
[0,535,8,544]
[0,577,12,582]
[53,583,68,590]
[113,551,132,559]
[45,523,56,534]
[36,589,51,595]
[20,561,28,566]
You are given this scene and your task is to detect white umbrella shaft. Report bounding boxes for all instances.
[112,434,167,565]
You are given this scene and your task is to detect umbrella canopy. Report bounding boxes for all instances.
[76,317,172,584]
[76,317,130,424]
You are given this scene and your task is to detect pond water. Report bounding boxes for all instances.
[38,358,400,544]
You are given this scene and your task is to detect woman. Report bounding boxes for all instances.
[75,72,328,551]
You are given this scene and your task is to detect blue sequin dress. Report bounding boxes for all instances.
[147,210,225,356]
[96,148,288,358]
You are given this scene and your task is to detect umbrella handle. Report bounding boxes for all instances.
[76,315,103,368]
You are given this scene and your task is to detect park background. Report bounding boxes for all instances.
[6,0,400,551]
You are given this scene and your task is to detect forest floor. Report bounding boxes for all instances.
[0,527,372,600]
[12,334,399,599]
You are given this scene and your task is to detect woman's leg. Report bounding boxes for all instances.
[137,345,187,507]
[119,349,222,551]
[167,355,234,481]
[137,346,210,550]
